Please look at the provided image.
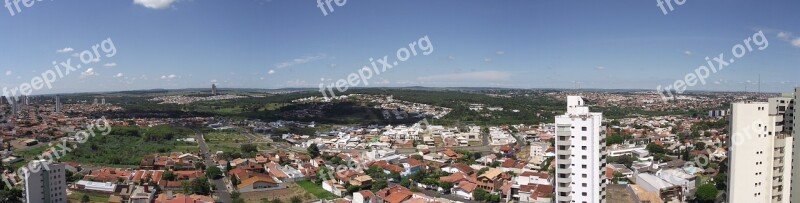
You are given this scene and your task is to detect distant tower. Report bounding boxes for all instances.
[101,97,106,105]
[93,98,98,105]
[212,83,218,95]
[55,95,62,113]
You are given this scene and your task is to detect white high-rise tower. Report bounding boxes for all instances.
[555,96,607,203]
[728,96,794,203]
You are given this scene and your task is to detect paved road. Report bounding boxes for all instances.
[195,130,232,203]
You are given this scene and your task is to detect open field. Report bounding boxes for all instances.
[241,183,318,203]
[67,190,111,203]
[296,180,337,200]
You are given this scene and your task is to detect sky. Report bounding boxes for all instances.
[0,0,798,95]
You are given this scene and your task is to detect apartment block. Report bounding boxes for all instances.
[24,160,68,203]
[728,96,794,203]
[555,96,607,203]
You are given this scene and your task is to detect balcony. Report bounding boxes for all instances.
[773,178,783,186]
[558,167,572,175]
[774,160,784,168]
[558,195,572,202]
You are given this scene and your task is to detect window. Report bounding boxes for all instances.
[582,155,587,159]
[582,146,587,150]
[582,127,587,131]
[582,136,587,141]
[582,192,587,196]
[582,174,587,178]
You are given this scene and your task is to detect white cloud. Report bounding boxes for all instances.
[5,71,11,76]
[56,47,74,53]
[275,54,328,69]
[484,58,492,62]
[447,55,456,60]
[81,68,98,78]
[596,66,606,70]
[71,53,80,58]
[684,50,692,55]
[329,64,337,69]
[134,0,178,9]
[496,51,505,55]
[160,74,178,79]
[211,79,218,84]
[778,32,791,40]
[268,69,275,75]
[792,38,800,48]
[417,71,511,82]
[113,73,124,78]
[103,63,117,67]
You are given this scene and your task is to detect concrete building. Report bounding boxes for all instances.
[212,83,218,95]
[555,96,607,203]
[790,87,800,203]
[728,96,794,203]
[24,160,68,203]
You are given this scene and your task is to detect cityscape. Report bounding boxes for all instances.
[0,1,798,203]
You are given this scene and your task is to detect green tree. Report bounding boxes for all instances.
[191,177,213,195]
[163,171,176,181]
[371,180,388,192]
[694,142,706,150]
[695,184,718,203]
[439,182,454,193]
[307,144,320,158]
[400,178,411,188]
[206,166,223,180]
[81,194,90,203]
[0,188,22,203]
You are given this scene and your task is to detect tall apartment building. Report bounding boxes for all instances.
[728,95,794,203]
[790,87,800,203]
[555,96,607,203]
[24,160,68,203]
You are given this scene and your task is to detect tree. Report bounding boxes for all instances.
[164,171,176,181]
[390,172,402,182]
[291,196,302,203]
[371,180,388,192]
[473,188,489,201]
[694,142,706,150]
[191,177,213,195]
[400,178,411,188]
[206,166,223,180]
[478,167,490,176]
[231,175,240,187]
[307,144,321,158]
[81,194,90,203]
[439,182,454,193]
[0,188,22,203]
[646,143,667,154]
[695,184,718,203]
[241,144,258,153]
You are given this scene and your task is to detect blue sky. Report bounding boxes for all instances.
[0,0,798,95]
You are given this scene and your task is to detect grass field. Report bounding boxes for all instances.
[205,132,250,153]
[296,180,337,200]
[68,191,111,203]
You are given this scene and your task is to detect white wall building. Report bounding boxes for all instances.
[555,96,607,203]
[728,97,794,203]
[24,160,68,203]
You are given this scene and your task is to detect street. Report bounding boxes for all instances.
[195,130,232,203]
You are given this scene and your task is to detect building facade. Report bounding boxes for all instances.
[555,96,607,203]
[728,96,794,203]
[24,160,68,203]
